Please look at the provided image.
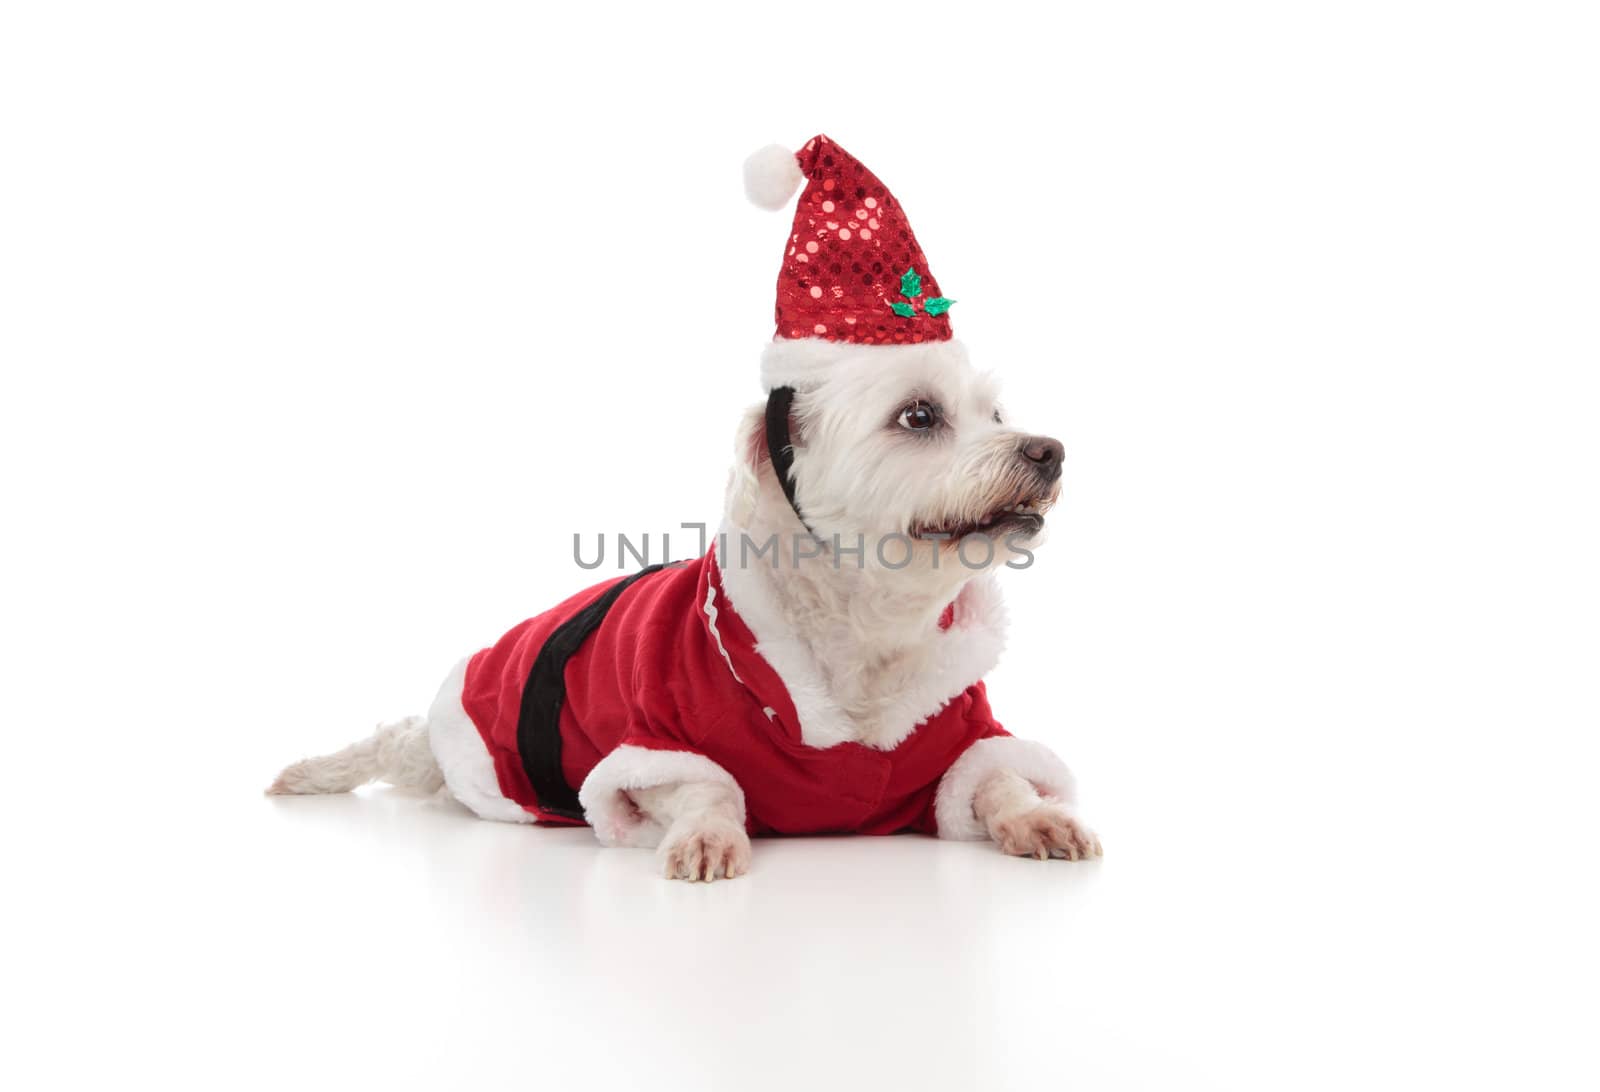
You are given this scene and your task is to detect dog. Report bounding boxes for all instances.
[268,136,1101,881]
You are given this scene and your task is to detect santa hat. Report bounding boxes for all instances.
[743,135,963,533]
[744,135,958,393]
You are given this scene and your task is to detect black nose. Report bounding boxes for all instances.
[1020,436,1064,482]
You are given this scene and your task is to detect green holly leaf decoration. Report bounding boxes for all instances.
[888,269,952,318]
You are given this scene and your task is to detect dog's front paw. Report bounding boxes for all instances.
[988,804,1102,861]
[658,815,752,882]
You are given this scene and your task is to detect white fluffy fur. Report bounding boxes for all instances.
[743,143,804,210]
[579,746,747,848]
[717,531,1006,749]
[268,333,1096,878]
[427,657,535,823]
[714,338,1051,755]
[631,779,751,881]
[933,736,1078,841]
[971,768,1101,860]
[745,339,1046,560]
[760,336,969,393]
[267,714,441,796]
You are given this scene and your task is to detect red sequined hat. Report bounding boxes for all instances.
[745,135,958,390]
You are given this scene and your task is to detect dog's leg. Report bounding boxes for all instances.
[973,769,1102,860]
[628,780,752,882]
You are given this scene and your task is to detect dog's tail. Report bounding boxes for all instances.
[266,715,444,796]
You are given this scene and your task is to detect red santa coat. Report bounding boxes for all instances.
[458,548,1034,841]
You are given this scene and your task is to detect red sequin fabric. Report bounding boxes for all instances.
[773,134,954,345]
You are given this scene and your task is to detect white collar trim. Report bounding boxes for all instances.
[713,523,1007,750]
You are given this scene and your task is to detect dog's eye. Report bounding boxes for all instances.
[898,401,939,431]
[992,409,1003,424]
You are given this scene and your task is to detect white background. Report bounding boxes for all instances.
[2,3,1596,1089]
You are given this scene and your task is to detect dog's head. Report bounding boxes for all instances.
[729,340,1062,573]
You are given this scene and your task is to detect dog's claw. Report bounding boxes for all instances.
[991,804,1101,863]
[658,817,752,883]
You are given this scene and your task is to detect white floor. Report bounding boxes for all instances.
[16,775,1585,1092]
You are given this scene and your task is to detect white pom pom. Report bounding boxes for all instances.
[743,144,803,210]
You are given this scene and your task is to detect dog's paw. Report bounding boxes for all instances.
[658,816,752,882]
[988,804,1102,861]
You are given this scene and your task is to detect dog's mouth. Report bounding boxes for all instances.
[910,486,1059,542]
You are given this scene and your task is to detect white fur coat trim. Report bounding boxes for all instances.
[579,745,748,848]
[934,736,1078,840]
[427,657,536,824]
[715,526,1008,750]
[760,336,972,392]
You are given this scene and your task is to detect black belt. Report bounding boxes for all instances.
[517,564,666,819]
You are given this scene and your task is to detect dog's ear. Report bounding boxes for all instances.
[725,403,769,527]
[727,396,810,527]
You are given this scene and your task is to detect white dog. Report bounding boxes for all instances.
[268,136,1101,881]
